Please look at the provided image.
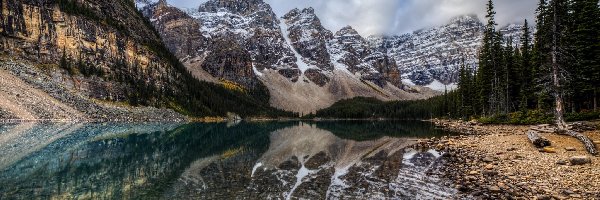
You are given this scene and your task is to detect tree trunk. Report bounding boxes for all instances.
[551,3,568,131]
[527,130,552,148]
[558,130,598,155]
[594,88,598,111]
[549,3,597,156]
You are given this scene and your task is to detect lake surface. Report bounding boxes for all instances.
[0,121,457,199]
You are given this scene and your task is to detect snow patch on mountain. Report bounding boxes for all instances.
[425,80,457,92]
[186,10,252,39]
[135,0,159,9]
[279,19,314,73]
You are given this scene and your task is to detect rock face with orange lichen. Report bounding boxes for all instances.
[0,0,179,103]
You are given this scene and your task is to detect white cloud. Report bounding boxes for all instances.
[167,0,537,36]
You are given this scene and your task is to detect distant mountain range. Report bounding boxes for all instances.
[136,0,529,113]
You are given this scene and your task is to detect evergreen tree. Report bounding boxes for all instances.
[458,58,474,118]
[570,0,600,111]
[519,19,534,110]
[503,38,519,112]
[476,0,499,116]
[60,49,75,75]
[532,0,554,110]
[60,50,68,71]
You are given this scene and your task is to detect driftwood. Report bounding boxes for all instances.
[530,127,556,133]
[527,130,552,148]
[558,130,598,155]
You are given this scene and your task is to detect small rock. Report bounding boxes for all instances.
[552,195,567,200]
[507,147,518,151]
[556,160,568,165]
[542,147,556,153]
[569,156,591,165]
[536,195,552,200]
[469,170,479,175]
[565,147,576,151]
[457,185,470,192]
[489,186,501,193]
[483,157,494,163]
[562,189,574,195]
[485,164,494,170]
[482,170,498,176]
[497,182,506,189]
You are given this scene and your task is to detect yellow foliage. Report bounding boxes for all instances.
[220,79,246,93]
[189,116,227,123]
[221,147,243,159]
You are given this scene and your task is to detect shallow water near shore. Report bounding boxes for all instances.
[0,121,457,199]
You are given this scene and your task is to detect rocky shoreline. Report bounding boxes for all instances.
[421,119,600,199]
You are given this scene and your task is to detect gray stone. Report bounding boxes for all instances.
[489,186,501,193]
[569,156,591,165]
[482,156,494,163]
[483,170,498,176]
[562,189,574,195]
[536,195,551,200]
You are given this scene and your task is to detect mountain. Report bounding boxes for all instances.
[368,15,530,89]
[0,0,293,121]
[138,0,437,114]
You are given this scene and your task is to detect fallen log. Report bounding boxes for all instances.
[527,130,552,148]
[558,130,598,155]
[530,127,556,133]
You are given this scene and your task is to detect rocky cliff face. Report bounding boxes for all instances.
[281,8,333,86]
[141,0,294,88]
[0,0,200,120]
[1,0,164,69]
[138,0,431,113]
[0,0,179,102]
[328,26,402,88]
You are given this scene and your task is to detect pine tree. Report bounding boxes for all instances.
[60,50,69,71]
[476,0,500,116]
[532,0,554,110]
[570,0,600,111]
[503,38,519,112]
[458,58,474,118]
[519,19,534,110]
[60,49,75,75]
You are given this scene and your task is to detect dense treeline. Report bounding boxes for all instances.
[313,0,599,124]
[307,97,448,120]
[454,0,599,123]
[56,0,296,118]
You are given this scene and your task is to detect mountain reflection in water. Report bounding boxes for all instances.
[0,121,457,199]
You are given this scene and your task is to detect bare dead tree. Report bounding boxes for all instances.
[547,1,597,155]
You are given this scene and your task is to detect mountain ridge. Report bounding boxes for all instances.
[138,0,438,114]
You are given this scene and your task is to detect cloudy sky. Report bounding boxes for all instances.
[166,0,537,36]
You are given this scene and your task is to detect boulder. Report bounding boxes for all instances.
[569,156,591,165]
